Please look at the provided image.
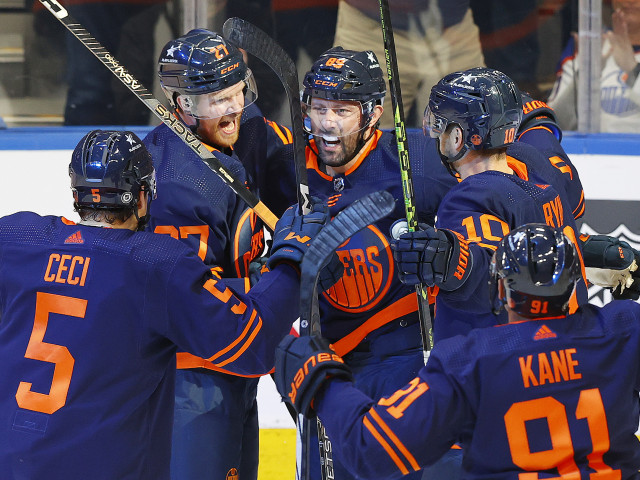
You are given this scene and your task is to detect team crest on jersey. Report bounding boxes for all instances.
[226,468,239,480]
[233,208,265,277]
[322,225,393,312]
[580,222,640,306]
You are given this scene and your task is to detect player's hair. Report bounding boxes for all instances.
[489,223,581,319]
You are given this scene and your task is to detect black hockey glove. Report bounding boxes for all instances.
[582,234,640,300]
[267,200,330,272]
[392,224,473,291]
[274,334,353,417]
[518,91,562,141]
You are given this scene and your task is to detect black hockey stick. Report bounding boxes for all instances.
[297,190,396,480]
[223,17,311,215]
[39,0,278,231]
[378,0,433,356]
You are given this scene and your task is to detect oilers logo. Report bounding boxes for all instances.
[601,70,640,117]
[233,208,265,278]
[322,224,393,312]
[580,223,640,306]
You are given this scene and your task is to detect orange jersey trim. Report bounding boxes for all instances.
[305,130,383,179]
[507,156,529,181]
[368,408,420,471]
[363,416,410,475]
[330,293,418,357]
[266,119,293,144]
[573,190,585,219]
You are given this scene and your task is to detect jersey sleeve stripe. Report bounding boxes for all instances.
[368,408,420,471]
[572,191,585,219]
[204,309,261,364]
[213,312,263,367]
[363,415,410,475]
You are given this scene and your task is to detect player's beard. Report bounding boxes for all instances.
[197,112,242,149]
[316,131,360,168]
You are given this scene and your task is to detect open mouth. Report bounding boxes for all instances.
[219,116,238,135]
[319,134,340,146]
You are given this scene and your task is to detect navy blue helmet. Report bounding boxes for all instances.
[70,130,156,210]
[302,47,386,106]
[158,29,257,118]
[424,67,522,160]
[489,224,581,319]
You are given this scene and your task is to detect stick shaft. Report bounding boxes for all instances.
[378,0,433,354]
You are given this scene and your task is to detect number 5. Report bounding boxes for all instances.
[15,292,87,414]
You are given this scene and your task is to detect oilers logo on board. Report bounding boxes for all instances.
[322,224,393,312]
[226,468,239,480]
[233,208,265,278]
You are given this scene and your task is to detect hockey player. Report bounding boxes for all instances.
[146,29,297,480]
[274,223,640,480]
[392,67,639,342]
[0,130,330,480]
[299,46,456,480]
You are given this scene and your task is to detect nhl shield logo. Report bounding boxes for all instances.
[333,176,344,192]
[580,223,640,306]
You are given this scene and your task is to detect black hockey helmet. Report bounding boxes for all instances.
[424,67,522,163]
[489,224,581,319]
[158,29,257,118]
[70,130,156,211]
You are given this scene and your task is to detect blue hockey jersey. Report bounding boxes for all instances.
[434,149,588,341]
[305,129,456,351]
[0,213,299,479]
[316,300,640,480]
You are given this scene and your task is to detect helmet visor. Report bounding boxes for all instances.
[302,98,372,140]
[423,105,449,139]
[178,70,258,120]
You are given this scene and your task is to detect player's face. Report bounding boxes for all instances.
[307,98,364,167]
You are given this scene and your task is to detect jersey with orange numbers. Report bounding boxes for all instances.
[143,123,257,278]
[316,300,640,480]
[434,168,587,342]
[305,129,456,346]
[509,135,586,220]
[0,212,299,479]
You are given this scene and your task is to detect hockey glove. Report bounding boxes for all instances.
[274,334,353,417]
[392,224,473,291]
[518,91,562,141]
[267,200,330,272]
[582,234,640,300]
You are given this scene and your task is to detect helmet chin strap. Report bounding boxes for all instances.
[436,137,468,178]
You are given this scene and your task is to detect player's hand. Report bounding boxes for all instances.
[274,334,352,417]
[267,199,330,272]
[582,234,639,299]
[391,223,473,291]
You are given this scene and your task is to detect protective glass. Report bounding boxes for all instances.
[302,99,370,140]
[178,70,258,119]
[422,105,449,139]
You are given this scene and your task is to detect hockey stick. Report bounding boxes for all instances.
[39,0,278,231]
[222,17,311,215]
[378,0,433,356]
[297,190,396,480]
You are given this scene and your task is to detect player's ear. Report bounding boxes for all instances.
[451,125,464,150]
[370,104,383,124]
